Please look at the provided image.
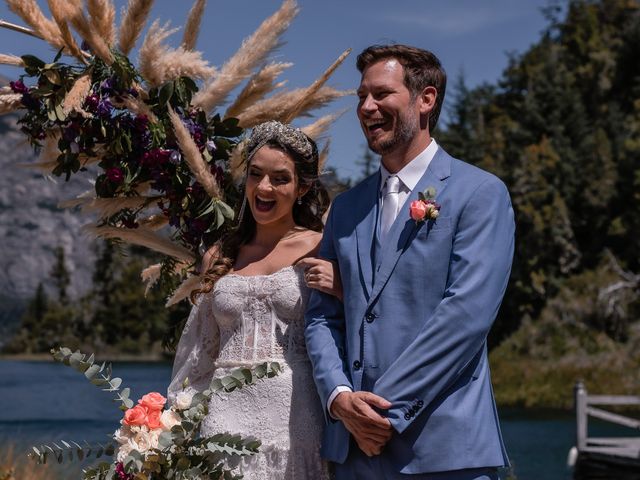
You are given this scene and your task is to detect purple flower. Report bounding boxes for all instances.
[115,462,134,480]
[96,97,113,119]
[9,80,28,94]
[169,150,181,165]
[85,94,100,111]
[134,114,149,133]
[106,167,124,183]
[206,140,217,153]
[142,148,171,167]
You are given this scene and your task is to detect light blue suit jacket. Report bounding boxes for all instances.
[305,147,514,474]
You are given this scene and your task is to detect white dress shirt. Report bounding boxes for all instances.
[326,139,440,416]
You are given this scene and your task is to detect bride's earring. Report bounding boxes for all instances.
[297,196,302,205]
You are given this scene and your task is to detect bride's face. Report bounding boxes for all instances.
[245,145,301,227]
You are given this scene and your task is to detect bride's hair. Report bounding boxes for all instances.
[191,122,329,301]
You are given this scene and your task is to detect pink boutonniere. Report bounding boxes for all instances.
[409,186,441,223]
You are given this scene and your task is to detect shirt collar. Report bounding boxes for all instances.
[379,138,439,193]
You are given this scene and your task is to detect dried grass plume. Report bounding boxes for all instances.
[6,0,64,50]
[182,0,206,51]
[62,73,92,115]
[88,0,116,45]
[0,54,25,67]
[138,21,215,87]
[192,0,299,112]
[168,105,221,199]
[87,224,196,263]
[118,0,155,55]
[224,62,291,120]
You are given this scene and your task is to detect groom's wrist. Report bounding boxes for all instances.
[328,385,353,419]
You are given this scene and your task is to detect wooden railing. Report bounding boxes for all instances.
[574,381,640,459]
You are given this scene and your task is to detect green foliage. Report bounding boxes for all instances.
[51,347,133,409]
[440,0,640,348]
[29,441,115,466]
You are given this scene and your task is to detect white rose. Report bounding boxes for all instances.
[133,430,154,453]
[116,443,132,463]
[113,427,132,445]
[175,390,194,410]
[147,429,161,451]
[160,409,182,431]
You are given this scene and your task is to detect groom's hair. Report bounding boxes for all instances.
[356,44,447,131]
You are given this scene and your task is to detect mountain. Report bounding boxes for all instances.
[0,113,96,329]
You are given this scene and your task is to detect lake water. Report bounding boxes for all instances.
[0,360,633,479]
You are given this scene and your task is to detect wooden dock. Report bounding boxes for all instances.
[569,381,640,479]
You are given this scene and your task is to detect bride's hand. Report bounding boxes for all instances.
[297,257,343,301]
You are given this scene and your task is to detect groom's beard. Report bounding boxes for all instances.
[367,105,419,156]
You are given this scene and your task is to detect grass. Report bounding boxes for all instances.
[0,444,54,480]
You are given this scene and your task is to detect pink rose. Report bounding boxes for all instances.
[123,405,147,426]
[146,409,162,430]
[409,200,428,221]
[138,392,166,412]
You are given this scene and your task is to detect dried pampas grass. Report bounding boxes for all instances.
[64,1,114,64]
[62,73,92,115]
[118,0,155,55]
[224,62,291,120]
[88,0,116,45]
[166,274,202,306]
[301,112,344,140]
[118,95,158,122]
[284,48,351,123]
[87,224,196,263]
[229,138,249,185]
[6,0,64,50]
[168,105,221,199]
[46,0,86,62]
[182,0,206,51]
[139,214,169,230]
[142,263,162,295]
[0,54,24,67]
[192,0,298,113]
[60,195,160,218]
[236,86,349,128]
[0,92,23,115]
[138,21,215,87]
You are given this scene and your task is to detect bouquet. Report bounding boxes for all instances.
[30,347,282,479]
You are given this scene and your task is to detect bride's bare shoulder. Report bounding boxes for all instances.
[289,229,322,257]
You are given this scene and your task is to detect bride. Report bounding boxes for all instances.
[168,121,340,479]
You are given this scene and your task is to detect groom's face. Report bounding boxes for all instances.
[357,59,420,155]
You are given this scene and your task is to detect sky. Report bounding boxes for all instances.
[0,0,556,180]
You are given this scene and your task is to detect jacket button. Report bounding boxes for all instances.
[365,313,375,323]
[353,360,362,370]
[404,413,411,421]
[417,400,424,408]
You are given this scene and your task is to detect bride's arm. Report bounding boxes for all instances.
[167,294,220,403]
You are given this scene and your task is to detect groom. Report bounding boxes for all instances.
[305,44,514,479]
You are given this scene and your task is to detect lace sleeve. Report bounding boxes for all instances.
[167,293,220,403]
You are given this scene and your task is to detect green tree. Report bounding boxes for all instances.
[50,246,71,304]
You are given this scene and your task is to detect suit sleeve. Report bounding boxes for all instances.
[372,177,515,434]
[305,203,352,415]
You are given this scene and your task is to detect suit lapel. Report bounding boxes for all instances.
[354,173,380,299]
[368,148,452,306]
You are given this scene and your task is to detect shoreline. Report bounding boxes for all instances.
[0,352,173,362]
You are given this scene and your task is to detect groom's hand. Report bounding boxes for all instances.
[331,391,393,456]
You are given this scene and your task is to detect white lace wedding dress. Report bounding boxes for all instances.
[168,265,330,479]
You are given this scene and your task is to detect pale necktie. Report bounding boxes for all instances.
[380,175,401,244]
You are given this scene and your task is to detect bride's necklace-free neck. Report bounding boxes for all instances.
[252,224,306,251]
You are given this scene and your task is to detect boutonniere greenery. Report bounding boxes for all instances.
[409,186,441,223]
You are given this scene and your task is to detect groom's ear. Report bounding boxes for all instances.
[419,86,437,116]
